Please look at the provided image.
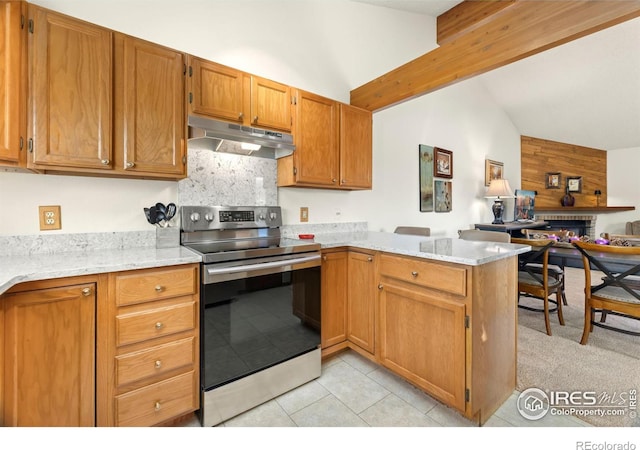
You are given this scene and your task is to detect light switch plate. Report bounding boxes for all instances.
[39,205,62,231]
[300,207,309,222]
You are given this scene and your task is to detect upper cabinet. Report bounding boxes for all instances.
[0,0,27,169]
[27,4,113,171]
[25,4,186,180]
[113,34,186,178]
[188,56,292,132]
[278,91,372,190]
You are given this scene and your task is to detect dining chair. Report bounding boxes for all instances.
[394,226,430,236]
[522,228,569,306]
[511,237,565,336]
[572,241,640,345]
[458,229,511,243]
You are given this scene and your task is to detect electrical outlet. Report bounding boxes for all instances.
[300,207,309,223]
[39,205,62,231]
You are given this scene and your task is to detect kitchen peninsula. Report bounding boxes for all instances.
[0,231,528,426]
[312,231,529,425]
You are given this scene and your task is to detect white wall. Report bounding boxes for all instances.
[1,0,438,236]
[596,146,640,236]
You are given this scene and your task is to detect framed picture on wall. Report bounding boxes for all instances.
[485,159,504,186]
[419,144,434,212]
[434,180,452,213]
[514,189,536,221]
[567,176,582,193]
[545,172,561,189]
[434,147,453,179]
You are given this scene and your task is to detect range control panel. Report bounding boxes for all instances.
[180,206,282,232]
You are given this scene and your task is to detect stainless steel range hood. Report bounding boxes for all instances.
[187,115,295,159]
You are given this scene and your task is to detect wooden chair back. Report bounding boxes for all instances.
[394,226,430,236]
[458,229,511,243]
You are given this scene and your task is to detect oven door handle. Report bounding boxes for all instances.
[205,254,321,278]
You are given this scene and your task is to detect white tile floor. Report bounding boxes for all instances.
[186,349,591,427]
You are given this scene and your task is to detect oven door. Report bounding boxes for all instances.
[201,252,321,392]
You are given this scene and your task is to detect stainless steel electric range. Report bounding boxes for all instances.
[180,205,322,427]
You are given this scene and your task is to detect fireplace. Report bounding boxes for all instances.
[535,214,597,239]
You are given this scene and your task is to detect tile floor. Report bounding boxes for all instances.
[185,349,591,427]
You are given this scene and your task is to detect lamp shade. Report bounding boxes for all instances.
[485,179,515,199]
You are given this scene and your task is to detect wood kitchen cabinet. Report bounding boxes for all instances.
[188,56,292,132]
[1,276,98,426]
[113,33,186,178]
[377,253,517,425]
[98,264,199,426]
[26,4,186,180]
[278,94,372,190]
[320,250,348,352]
[347,250,376,355]
[0,0,28,169]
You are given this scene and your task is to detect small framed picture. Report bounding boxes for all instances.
[434,147,453,179]
[485,159,503,186]
[434,180,452,212]
[567,176,582,193]
[545,172,561,189]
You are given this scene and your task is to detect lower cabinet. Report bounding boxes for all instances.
[1,277,97,426]
[347,250,376,354]
[98,264,200,426]
[320,250,348,349]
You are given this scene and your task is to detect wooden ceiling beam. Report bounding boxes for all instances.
[437,0,516,45]
[350,1,640,112]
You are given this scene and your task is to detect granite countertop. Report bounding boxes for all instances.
[305,231,530,266]
[0,246,201,296]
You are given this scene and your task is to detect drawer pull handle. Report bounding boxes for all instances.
[155,285,164,292]
[411,271,418,277]
[155,322,163,330]
[100,159,110,165]
[154,401,162,411]
[81,287,92,296]
[154,360,162,369]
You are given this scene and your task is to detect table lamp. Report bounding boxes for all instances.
[485,179,515,224]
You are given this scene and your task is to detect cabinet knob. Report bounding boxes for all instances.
[411,271,418,277]
[253,116,258,123]
[378,284,383,290]
[155,322,163,330]
[154,360,162,369]
[341,179,346,184]
[154,401,162,411]
[367,257,373,262]
[332,178,337,183]
[100,159,110,165]
[238,112,244,119]
[125,162,135,168]
[81,287,92,297]
[155,285,164,292]
[322,255,327,261]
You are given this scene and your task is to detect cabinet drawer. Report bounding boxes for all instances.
[116,299,196,347]
[116,337,196,387]
[114,266,197,306]
[115,371,197,427]
[380,254,467,296]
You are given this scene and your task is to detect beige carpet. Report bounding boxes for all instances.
[516,267,640,427]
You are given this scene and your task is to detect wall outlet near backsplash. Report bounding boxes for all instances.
[300,207,309,222]
[39,205,62,231]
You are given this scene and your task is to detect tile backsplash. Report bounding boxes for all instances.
[178,147,277,207]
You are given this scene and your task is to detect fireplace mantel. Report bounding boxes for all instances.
[534,206,635,214]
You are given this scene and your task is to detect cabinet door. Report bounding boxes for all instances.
[3,283,96,426]
[321,251,348,348]
[347,251,376,354]
[339,103,372,189]
[188,56,244,123]
[0,0,27,167]
[116,35,186,177]
[28,5,112,169]
[251,75,291,131]
[378,282,466,412]
[292,89,339,186]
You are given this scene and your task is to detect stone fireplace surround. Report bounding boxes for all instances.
[535,214,597,239]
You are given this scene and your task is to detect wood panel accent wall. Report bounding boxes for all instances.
[521,135,607,208]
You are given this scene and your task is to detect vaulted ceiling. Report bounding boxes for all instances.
[352,1,640,151]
